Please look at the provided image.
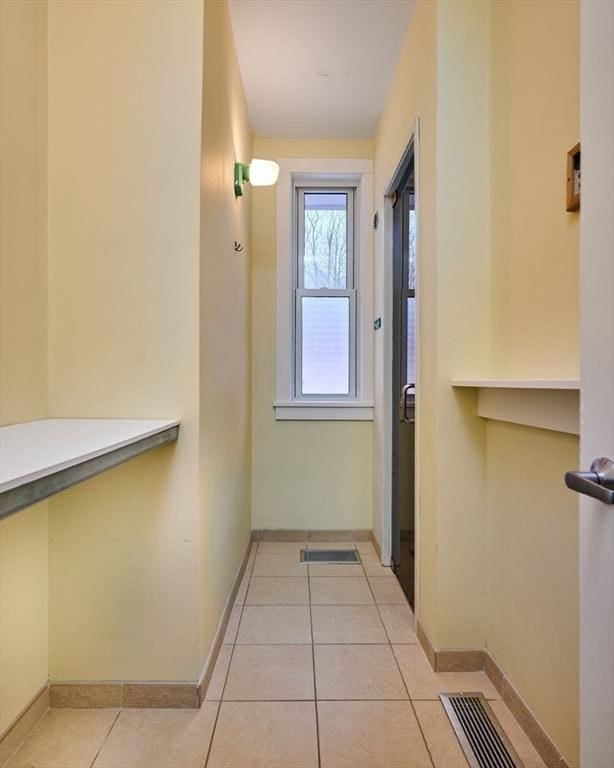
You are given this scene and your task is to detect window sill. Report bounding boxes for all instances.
[273,401,374,421]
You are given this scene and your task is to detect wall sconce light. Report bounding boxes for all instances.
[234,159,280,197]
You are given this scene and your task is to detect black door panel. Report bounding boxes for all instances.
[391,152,416,608]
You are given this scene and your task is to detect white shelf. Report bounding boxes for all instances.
[452,378,579,390]
[452,379,579,434]
[0,418,180,518]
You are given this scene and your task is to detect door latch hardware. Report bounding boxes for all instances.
[399,383,416,423]
[565,457,614,504]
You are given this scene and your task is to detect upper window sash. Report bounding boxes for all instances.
[295,187,356,291]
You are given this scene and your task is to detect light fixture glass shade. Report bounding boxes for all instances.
[248,159,280,187]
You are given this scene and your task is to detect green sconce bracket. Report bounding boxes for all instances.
[234,162,250,197]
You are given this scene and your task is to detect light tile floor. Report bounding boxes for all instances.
[4,541,546,768]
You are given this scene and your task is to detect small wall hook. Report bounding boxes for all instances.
[234,241,244,252]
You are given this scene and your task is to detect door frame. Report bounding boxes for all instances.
[579,1,614,764]
[378,118,421,622]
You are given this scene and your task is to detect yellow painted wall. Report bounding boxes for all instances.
[2,0,252,694]
[486,422,578,764]
[0,0,49,732]
[490,0,579,379]
[0,509,48,733]
[197,0,253,667]
[374,0,490,648]
[372,0,439,630]
[487,2,580,763]
[250,138,374,532]
[0,0,48,428]
[433,0,491,648]
[43,0,252,684]
[374,1,579,761]
[46,0,204,682]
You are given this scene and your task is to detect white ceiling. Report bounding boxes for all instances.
[228,0,415,139]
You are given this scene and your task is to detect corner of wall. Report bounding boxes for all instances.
[249,137,375,533]
[0,0,50,733]
[433,0,491,649]
[197,0,254,669]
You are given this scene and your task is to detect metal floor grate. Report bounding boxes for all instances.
[300,549,360,563]
[440,693,523,768]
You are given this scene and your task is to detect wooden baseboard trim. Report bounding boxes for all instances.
[197,538,255,703]
[49,681,200,709]
[417,621,568,768]
[483,649,504,694]
[252,529,305,541]
[0,684,49,766]
[484,654,565,768]
[370,530,382,560]
[416,620,437,669]
[47,538,256,713]
[436,648,485,673]
[252,529,372,542]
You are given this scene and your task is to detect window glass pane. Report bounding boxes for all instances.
[303,193,348,289]
[301,296,349,395]
[408,203,416,290]
[406,297,415,384]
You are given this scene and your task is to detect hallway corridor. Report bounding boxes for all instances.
[5,540,545,768]
[2,0,611,762]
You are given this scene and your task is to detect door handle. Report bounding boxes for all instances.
[399,383,416,423]
[565,457,614,504]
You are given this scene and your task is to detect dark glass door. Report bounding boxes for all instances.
[391,153,416,608]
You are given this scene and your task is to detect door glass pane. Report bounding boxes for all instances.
[301,296,349,395]
[303,193,348,289]
[408,204,416,290]
[406,297,415,384]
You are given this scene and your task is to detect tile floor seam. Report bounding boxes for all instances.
[401,681,437,766]
[235,641,397,646]
[244,603,389,608]
[203,548,254,768]
[204,545,445,767]
[365,564,437,768]
[5,543,534,768]
[307,547,322,768]
[314,543,370,766]
[233,642,313,645]
[88,709,121,768]
[205,698,426,703]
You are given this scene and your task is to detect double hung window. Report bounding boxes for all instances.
[274,159,373,421]
[294,188,357,399]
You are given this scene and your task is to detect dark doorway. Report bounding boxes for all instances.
[391,145,416,608]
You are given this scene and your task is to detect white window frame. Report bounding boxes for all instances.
[295,186,356,401]
[275,159,374,421]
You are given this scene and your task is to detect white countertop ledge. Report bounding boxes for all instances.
[452,378,579,390]
[0,418,180,493]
